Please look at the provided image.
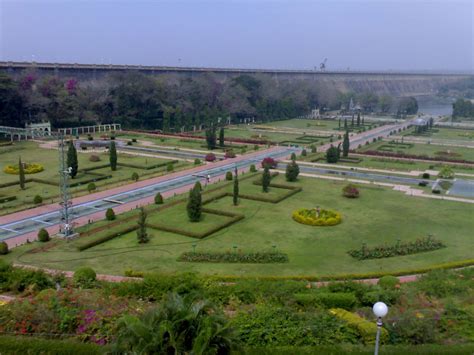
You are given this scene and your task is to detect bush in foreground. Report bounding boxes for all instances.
[154,192,163,204]
[73,267,96,288]
[0,241,8,255]
[226,171,233,181]
[105,208,116,221]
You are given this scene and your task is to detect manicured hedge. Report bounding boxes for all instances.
[0,336,106,355]
[117,160,178,170]
[0,195,16,203]
[178,251,289,263]
[330,308,389,344]
[348,236,446,260]
[77,225,139,251]
[292,208,342,226]
[360,150,474,164]
[295,292,357,310]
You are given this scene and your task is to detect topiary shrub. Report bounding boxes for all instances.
[342,184,359,198]
[315,292,357,310]
[87,182,96,193]
[33,195,43,204]
[225,171,233,181]
[249,164,257,173]
[225,150,236,159]
[0,241,8,255]
[105,208,116,221]
[194,158,201,165]
[422,172,430,179]
[127,141,133,146]
[205,153,216,162]
[89,154,101,162]
[301,149,307,157]
[378,275,401,289]
[154,192,163,204]
[166,162,174,172]
[132,138,137,143]
[131,172,139,181]
[37,228,50,242]
[73,267,96,288]
[4,163,44,175]
[292,208,342,226]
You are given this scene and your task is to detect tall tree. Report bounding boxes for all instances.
[344,118,348,130]
[205,126,217,149]
[356,112,361,126]
[233,169,239,206]
[187,182,202,222]
[262,166,271,193]
[342,130,350,157]
[110,141,117,171]
[219,127,225,147]
[136,207,149,243]
[18,156,25,190]
[66,141,78,178]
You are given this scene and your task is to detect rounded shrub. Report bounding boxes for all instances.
[37,228,50,242]
[73,267,96,288]
[154,192,164,204]
[225,171,233,181]
[422,172,430,179]
[225,150,236,159]
[89,154,101,162]
[378,275,401,289]
[292,208,342,226]
[132,138,137,143]
[87,182,96,193]
[127,141,133,146]
[131,172,139,181]
[342,184,360,198]
[205,153,216,162]
[0,241,9,255]
[301,149,307,157]
[249,164,257,173]
[261,157,277,169]
[33,195,43,204]
[105,208,116,221]
[194,158,201,165]
[166,162,174,172]
[87,134,93,141]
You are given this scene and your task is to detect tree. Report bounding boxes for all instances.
[187,182,202,222]
[326,145,339,163]
[38,228,50,242]
[290,152,297,161]
[131,172,139,181]
[67,141,78,178]
[262,166,271,192]
[205,126,217,149]
[109,141,117,171]
[219,127,225,147]
[136,207,149,243]
[154,192,163,204]
[397,97,418,116]
[112,293,237,354]
[105,208,116,221]
[344,118,348,130]
[356,112,361,126]
[342,130,350,157]
[285,160,300,182]
[18,157,25,190]
[226,171,233,181]
[233,171,239,206]
[379,95,393,113]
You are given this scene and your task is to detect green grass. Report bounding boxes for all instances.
[358,140,474,161]
[6,174,473,278]
[402,127,474,141]
[0,141,190,214]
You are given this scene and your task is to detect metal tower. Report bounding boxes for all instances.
[58,133,74,237]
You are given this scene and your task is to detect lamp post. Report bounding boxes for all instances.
[373,301,388,355]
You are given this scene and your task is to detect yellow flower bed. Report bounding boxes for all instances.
[3,163,44,175]
[292,208,342,226]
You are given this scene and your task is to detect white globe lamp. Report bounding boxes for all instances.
[372,301,388,355]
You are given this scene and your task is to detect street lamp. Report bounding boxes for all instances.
[373,302,388,355]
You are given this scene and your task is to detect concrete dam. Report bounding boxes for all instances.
[1,61,472,97]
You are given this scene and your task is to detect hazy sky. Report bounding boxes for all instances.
[1,0,473,71]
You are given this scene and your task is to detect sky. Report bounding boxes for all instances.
[0,0,473,72]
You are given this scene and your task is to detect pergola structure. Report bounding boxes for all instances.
[57,123,121,136]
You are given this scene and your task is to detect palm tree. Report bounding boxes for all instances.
[112,293,237,354]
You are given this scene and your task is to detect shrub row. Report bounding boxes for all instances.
[77,225,139,251]
[117,160,178,170]
[295,292,357,310]
[0,336,105,355]
[348,236,446,260]
[329,308,389,345]
[0,195,16,203]
[178,251,289,263]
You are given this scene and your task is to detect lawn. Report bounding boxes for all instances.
[6,173,473,278]
[402,127,474,141]
[0,141,190,214]
[358,140,474,161]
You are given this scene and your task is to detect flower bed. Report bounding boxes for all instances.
[178,251,289,263]
[3,163,44,175]
[358,150,474,164]
[292,208,342,226]
[348,236,446,260]
[342,184,359,198]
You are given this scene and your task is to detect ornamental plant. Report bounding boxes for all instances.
[166,162,174,172]
[154,192,163,204]
[87,182,96,193]
[38,228,50,242]
[136,207,149,244]
[261,157,277,169]
[205,153,216,162]
[67,141,78,178]
[131,172,139,181]
[225,150,236,159]
[0,241,8,255]
[187,182,202,222]
[226,171,233,181]
[438,166,454,179]
[262,166,271,193]
[105,208,116,221]
[249,164,257,173]
[19,157,25,190]
[109,141,117,171]
[292,208,342,226]
[342,184,359,198]
[89,154,101,162]
[73,267,96,288]
[194,158,201,165]
[33,195,43,204]
[285,160,300,182]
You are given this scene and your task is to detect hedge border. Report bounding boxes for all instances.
[0,195,17,203]
[77,225,139,251]
[178,251,289,263]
